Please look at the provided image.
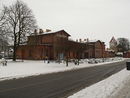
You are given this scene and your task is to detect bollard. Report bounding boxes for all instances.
[126,62,130,70]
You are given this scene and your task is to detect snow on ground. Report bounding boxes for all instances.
[110,73,130,98]
[68,68,130,98]
[0,58,125,81]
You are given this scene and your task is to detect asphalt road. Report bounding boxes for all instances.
[0,60,127,98]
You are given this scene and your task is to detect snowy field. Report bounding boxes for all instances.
[0,58,124,81]
[68,69,130,98]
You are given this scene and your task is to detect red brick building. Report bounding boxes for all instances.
[16,30,106,60]
[16,30,87,60]
[16,30,69,60]
[105,50,115,58]
[84,40,106,58]
[123,51,130,58]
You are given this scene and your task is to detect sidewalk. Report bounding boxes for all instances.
[109,71,130,98]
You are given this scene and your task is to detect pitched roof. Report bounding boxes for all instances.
[30,30,71,37]
[88,40,104,44]
[45,30,70,36]
[110,37,117,43]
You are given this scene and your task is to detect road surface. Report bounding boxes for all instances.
[0,61,126,98]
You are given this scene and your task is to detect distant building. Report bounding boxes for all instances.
[0,37,9,58]
[123,51,130,58]
[109,37,117,51]
[105,49,115,58]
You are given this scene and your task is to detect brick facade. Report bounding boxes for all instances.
[123,51,130,58]
[16,30,81,60]
[84,40,105,58]
[16,30,106,60]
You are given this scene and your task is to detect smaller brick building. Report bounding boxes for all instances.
[105,50,115,58]
[84,40,105,58]
[123,51,130,58]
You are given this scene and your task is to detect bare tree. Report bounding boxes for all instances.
[0,8,9,57]
[74,42,86,65]
[64,39,71,67]
[0,7,7,36]
[2,0,37,61]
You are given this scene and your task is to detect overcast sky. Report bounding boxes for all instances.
[0,0,130,47]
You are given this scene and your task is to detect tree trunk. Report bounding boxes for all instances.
[13,31,17,61]
[66,58,68,67]
[66,52,68,67]
[77,52,80,65]
[13,43,17,61]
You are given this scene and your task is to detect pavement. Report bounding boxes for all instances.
[109,71,130,98]
[0,61,126,98]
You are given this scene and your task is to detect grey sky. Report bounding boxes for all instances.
[0,0,130,47]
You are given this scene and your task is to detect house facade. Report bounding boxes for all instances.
[0,38,9,58]
[16,30,87,60]
[84,40,105,58]
[105,50,115,58]
[123,51,130,58]
[16,30,106,60]
[16,30,70,60]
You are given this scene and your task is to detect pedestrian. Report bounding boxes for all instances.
[5,60,7,66]
[74,60,77,65]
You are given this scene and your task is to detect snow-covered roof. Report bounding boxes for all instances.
[87,40,104,43]
[88,40,98,43]
[30,30,70,36]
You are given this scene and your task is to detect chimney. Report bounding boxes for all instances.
[84,39,87,42]
[87,38,89,42]
[39,29,44,34]
[79,39,82,42]
[34,29,37,35]
[76,39,78,42]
